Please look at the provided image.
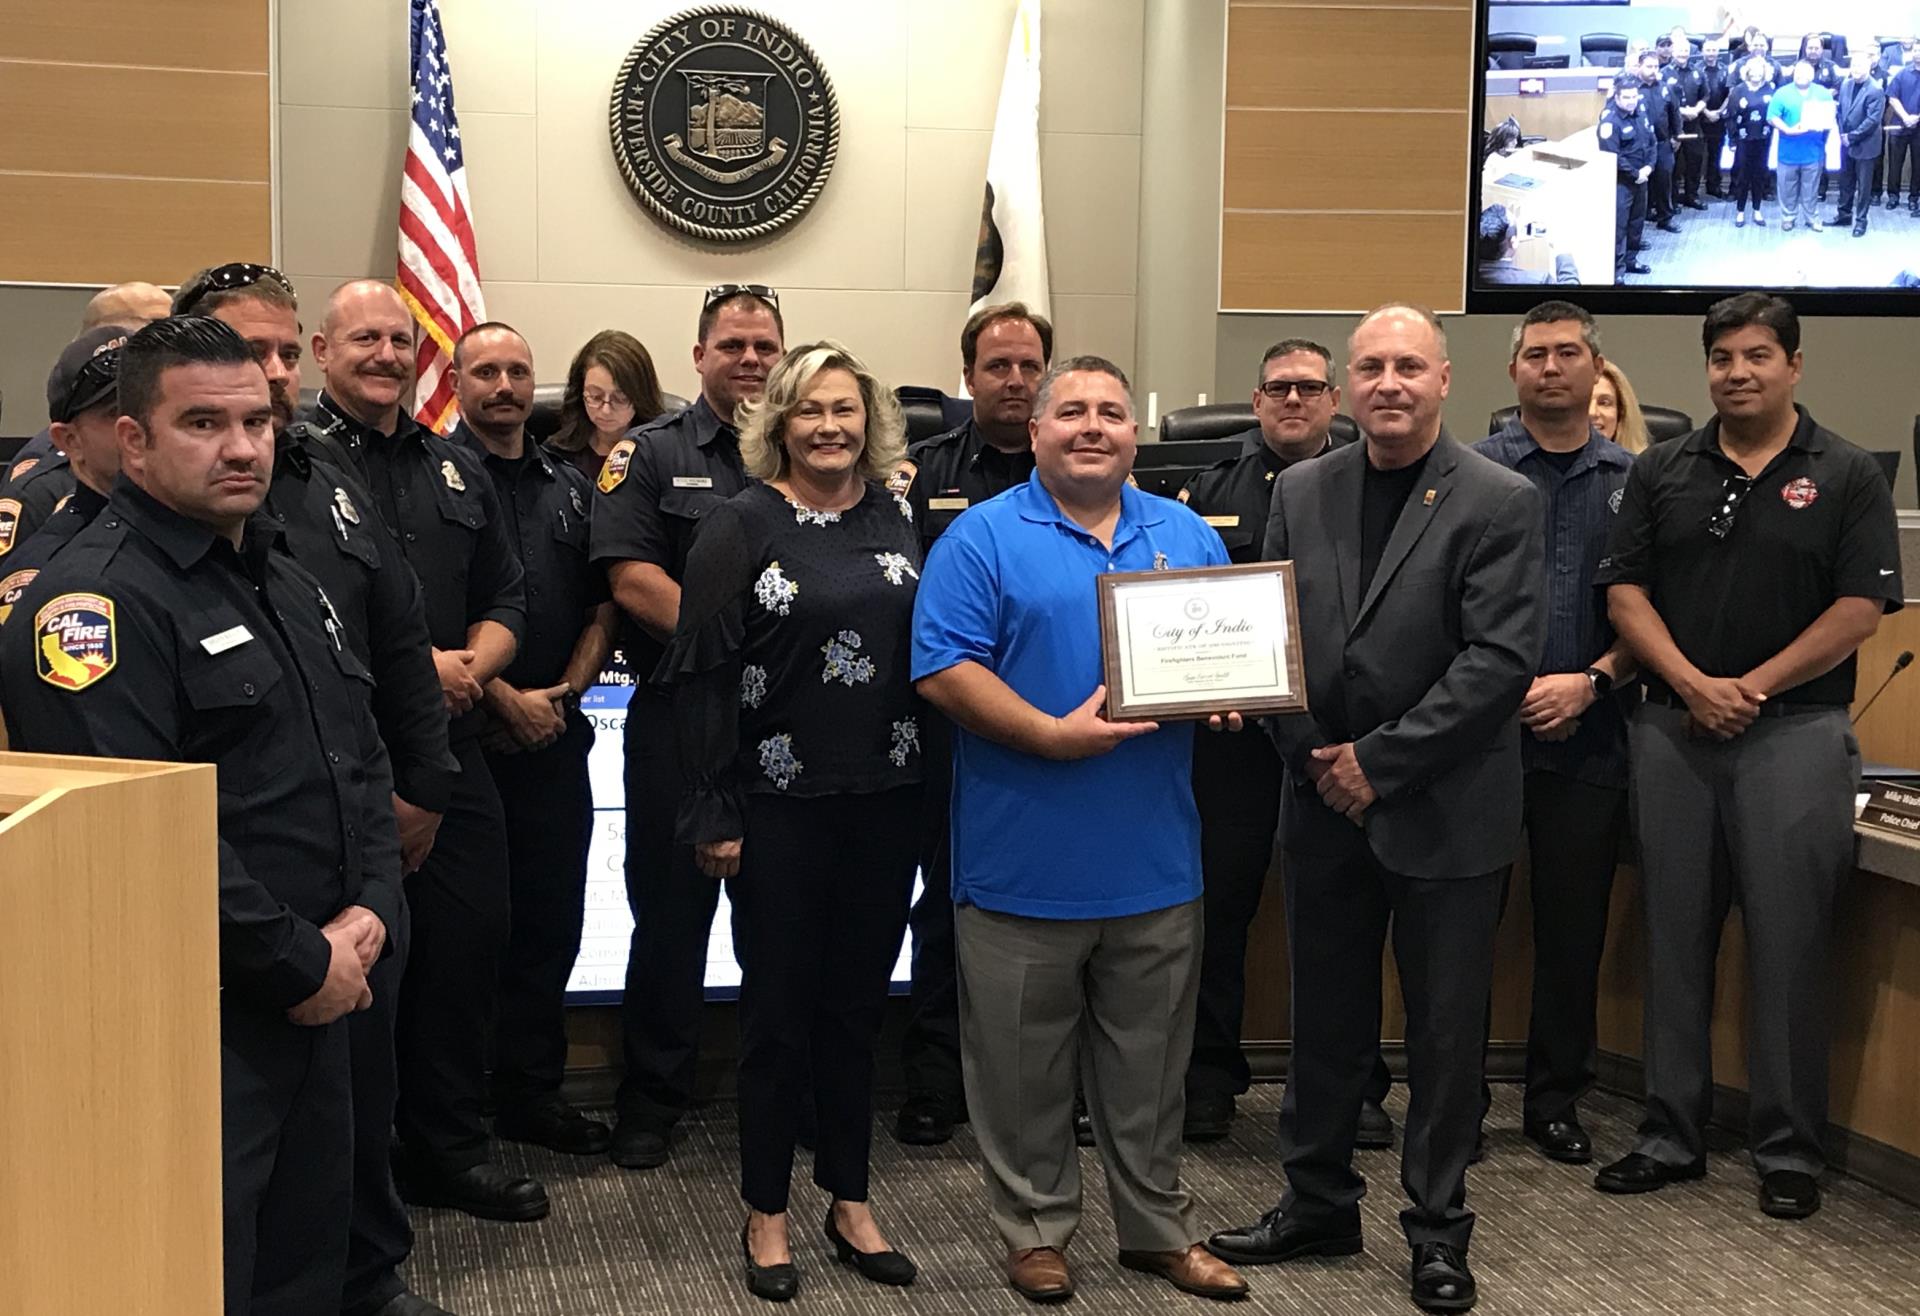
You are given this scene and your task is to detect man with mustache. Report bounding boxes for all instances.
[184,265,462,1316]
[589,285,784,1171]
[311,280,537,1230]
[0,315,403,1315]
[449,322,618,1161]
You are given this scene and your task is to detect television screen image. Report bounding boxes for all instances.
[1469,4,1920,312]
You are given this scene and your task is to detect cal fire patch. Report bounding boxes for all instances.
[1781,477,1818,510]
[0,568,37,626]
[34,593,116,691]
[0,498,20,556]
[598,439,635,494]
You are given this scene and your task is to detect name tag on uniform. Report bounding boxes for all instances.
[928,497,970,511]
[1203,515,1240,528]
[200,625,254,655]
[672,475,714,489]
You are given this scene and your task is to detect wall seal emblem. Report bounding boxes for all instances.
[609,6,840,243]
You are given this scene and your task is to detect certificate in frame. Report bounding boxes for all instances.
[1096,561,1309,722]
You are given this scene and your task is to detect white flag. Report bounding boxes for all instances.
[969,0,1049,318]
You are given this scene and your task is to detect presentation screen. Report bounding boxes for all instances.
[1468,4,1920,314]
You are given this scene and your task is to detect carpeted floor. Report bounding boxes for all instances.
[407,1085,1920,1314]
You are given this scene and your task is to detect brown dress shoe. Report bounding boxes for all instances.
[1007,1247,1074,1303]
[1119,1244,1250,1300]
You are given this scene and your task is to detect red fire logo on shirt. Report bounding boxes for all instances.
[1780,477,1818,510]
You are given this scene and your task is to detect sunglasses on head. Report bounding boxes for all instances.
[175,262,294,315]
[53,346,122,423]
[703,282,780,312]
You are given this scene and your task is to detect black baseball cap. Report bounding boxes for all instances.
[47,325,131,424]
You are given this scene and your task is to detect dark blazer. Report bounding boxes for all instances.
[1839,76,1889,157]
[1261,431,1547,879]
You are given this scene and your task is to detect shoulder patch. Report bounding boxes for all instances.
[1600,121,1614,139]
[34,593,116,690]
[8,458,39,482]
[886,460,917,497]
[0,498,21,556]
[598,439,636,494]
[0,567,38,626]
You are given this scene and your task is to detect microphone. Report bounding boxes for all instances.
[1853,650,1914,726]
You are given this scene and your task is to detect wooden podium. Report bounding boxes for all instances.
[0,752,222,1315]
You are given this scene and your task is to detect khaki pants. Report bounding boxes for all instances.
[955,898,1202,1254]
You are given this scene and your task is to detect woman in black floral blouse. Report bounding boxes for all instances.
[663,341,924,1301]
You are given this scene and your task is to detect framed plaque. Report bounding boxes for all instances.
[1096,561,1308,722]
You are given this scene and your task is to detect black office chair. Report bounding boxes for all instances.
[896,385,968,445]
[1486,404,1694,441]
[1821,33,1849,63]
[1872,448,1901,490]
[1581,33,1629,67]
[1131,438,1243,498]
[1487,33,1539,71]
[1159,402,1256,443]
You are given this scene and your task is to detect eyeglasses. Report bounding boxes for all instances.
[583,388,633,412]
[175,262,294,315]
[53,346,122,422]
[703,282,780,311]
[1258,379,1332,400]
[1706,472,1754,539]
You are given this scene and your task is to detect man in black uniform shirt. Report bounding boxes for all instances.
[0,316,402,1316]
[590,285,784,1169]
[1670,32,1712,210]
[888,301,1049,1147]
[449,322,618,1158]
[0,328,129,574]
[312,279,539,1225]
[1595,294,1901,1221]
[1176,339,1379,1148]
[1599,80,1656,278]
[188,264,461,1316]
[1701,39,1732,198]
[1638,50,1684,231]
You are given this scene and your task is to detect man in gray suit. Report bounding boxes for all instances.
[1207,305,1546,1315]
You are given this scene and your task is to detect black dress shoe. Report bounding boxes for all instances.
[1205,1209,1363,1265]
[1593,1151,1705,1194]
[894,1094,956,1146]
[1682,198,1708,210]
[1523,1118,1593,1165]
[1623,261,1652,275]
[1852,223,1868,237]
[824,1208,918,1286]
[1468,1131,1487,1165]
[1657,219,1682,233]
[609,1118,669,1169]
[1759,1170,1821,1219]
[1355,1099,1394,1150]
[1185,1092,1235,1143]
[1410,1242,1476,1312]
[400,1162,549,1222]
[741,1223,799,1302]
[371,1291,458,1316]
[1829,214,1852,227]
[495,1100,611,1156]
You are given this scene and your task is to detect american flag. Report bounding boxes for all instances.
[397,0,485,433]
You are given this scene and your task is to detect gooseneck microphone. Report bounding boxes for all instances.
[1852,650,1914,726]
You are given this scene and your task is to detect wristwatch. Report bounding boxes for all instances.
[1584,667,1614,700]
[559,687,583,716]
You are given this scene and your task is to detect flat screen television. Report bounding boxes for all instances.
[1467,4,1920,314]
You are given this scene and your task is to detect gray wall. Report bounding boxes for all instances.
[0,287,95,440]
[1215,312,1918,505]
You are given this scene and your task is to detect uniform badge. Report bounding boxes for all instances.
[34,593,116,691]
[0,567,37,626]
[1781,477,1818,509]
[0,498,19,556]
[440,459,466,493]
[1152,551,1170,570]
[8,458,39,481]
[333,487,361,524]
[570,487,586,517]
[599,439,635,494]
[886,461,917,497]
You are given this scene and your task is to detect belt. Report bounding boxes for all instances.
[1643,687,1841,719]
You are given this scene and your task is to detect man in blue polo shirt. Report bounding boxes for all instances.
[913,355,1247,1306]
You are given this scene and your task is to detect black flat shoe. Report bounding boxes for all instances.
[398,1162,549,1222]
[742,1222,799,1302]
[1523,1118,1593,1165]
[1593,1151,1705,1194]
[1205,1208,1363,1266]
[495,1099,611,1156]
[1410,1242,1476,1312]
[894,1094,956,1147]
[1759,1170,1821,1219]
[1355,1099,1395,1150]
[824,1208,917,1286]
[1184,1092,1235,1143]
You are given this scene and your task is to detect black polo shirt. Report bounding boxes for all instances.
[454,424,607,690]
[588,394,750,683]
[1179,434,1334,562]
[897,417,1036,552]
[268,424,457,813]
[1596,405,1902,707]
[0,478,403,1008]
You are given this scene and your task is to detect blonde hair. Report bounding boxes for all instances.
[737,340,907,483]
[1596,359,1650,455]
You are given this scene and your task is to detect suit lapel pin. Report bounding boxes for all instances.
[1423,488,1436,506]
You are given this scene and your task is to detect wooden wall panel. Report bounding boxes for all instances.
[1851,607,1920,769]
[0,175,272,286]
[1227,7,1475,112]
[1225,109,1470,213]
[1222,211,1466,312]
[0,0,267,73]
[0,62,269,182]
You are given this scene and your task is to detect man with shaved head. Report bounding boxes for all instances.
[80,280,171,331]
[1208,306,1546,1314]
[313,278,542,1231]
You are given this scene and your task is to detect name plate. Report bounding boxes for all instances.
[1096,562,1308,722]
[1859,780,1920,836]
